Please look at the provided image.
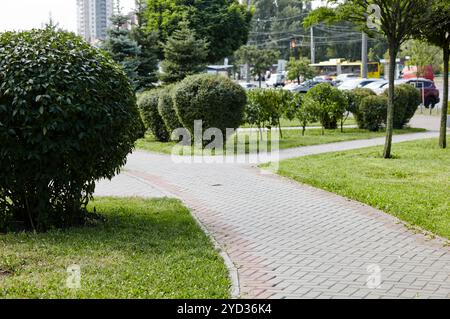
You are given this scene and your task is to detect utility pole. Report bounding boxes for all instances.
[310,26,315,64]
[361,32,368,78]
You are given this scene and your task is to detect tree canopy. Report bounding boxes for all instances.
[145,0,253,62]
[235,45,280,87]
[160,21,209,83]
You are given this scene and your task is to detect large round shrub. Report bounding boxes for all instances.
[138,89,170,142]
[158,85,183,140]
[173,74,247,142]
[383,84,420,128]
[359,95,388,131]
[398,84,421,126]
[304,83,347,130]
[0,29,144,231]
[345,88,376,129]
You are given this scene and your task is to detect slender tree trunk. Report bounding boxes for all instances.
[278,118,283,139]
[383,44,398,158]
[439,45,449,149]
[302,124,306,136]
[258,72,262,88]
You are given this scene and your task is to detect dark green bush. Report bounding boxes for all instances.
[398,84,421,127]
[138,89,170,142]
[345,88,376,129]
[383,84,420,128]
[0,28,144,231]
[304,83,347,131]
[173,74,247,142]
[359,95,388,131]
[158,85,183,140]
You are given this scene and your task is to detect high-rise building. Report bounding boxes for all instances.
[77,0,114,44]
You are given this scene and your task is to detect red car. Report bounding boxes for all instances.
[400,78,440,108]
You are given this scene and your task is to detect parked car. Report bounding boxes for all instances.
[336,73,358,81]
[338,78,380,91]
[401,78,440,108]
[290,80,327,93]
[266,73,285,88]
[314,76,334,82]
[364,80,389,94]
[382,78,440,108]
[239,82,258,90]
[334,73,358,86]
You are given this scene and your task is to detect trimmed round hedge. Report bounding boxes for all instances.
[360,95,388,131]
[383,84,420,128]
[345,88,376,129]
[138,89,170,142]
[0,28,144,231]
[173,74,247,142]
[158,85,183,140]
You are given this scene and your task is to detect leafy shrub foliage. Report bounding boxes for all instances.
[383,84,420,128]
[285,93,314,136]
[173,74,246,142]
[0,28,143,231]
[158,85,183,140]
[359,95,388,131]
[303,83,347,132]
[244,89,294,138]
[244,89,271,129]
[345,88,376,129]
[138,89,170,142]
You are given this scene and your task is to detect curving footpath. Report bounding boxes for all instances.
[96,118,450,299]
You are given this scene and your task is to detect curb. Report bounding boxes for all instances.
[122,171,241,299]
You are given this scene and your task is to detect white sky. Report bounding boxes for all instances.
[0,0,325,33]
[0,0,136,32]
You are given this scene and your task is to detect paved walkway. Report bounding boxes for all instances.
[96,118,450,299]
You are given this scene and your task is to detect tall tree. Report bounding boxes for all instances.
[102,13,141,87]
[132,0,159,90]
[286,57,316,84]
[415,0,450,148]
[305,0,430,158]
[145,0,253,63]
[160,21,209,84]
[235,45,280,88]
[401,40,442,77]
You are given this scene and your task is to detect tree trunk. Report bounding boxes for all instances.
[383,44,398,158]
[439,45,449,149]
[278,118,283,139]
[258,73,262,88]
[302,124,306,136]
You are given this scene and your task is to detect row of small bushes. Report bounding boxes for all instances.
[245,83,421,135]
[138,74,247,143]
[350,85,420,131]
[246,84,349,136]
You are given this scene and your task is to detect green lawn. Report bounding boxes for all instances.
[267,139,450,239]
[136,127,425,155]
[0,198,230,298]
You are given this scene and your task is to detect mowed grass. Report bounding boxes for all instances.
[136,127,425,155]
[0,198,230,299]
[268,139,450,239]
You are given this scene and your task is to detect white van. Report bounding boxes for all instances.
[266,74,285,88]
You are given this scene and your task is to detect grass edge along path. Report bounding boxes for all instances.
[0,197,231,299]
[265,138,450,240]
[137,127,426,156]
